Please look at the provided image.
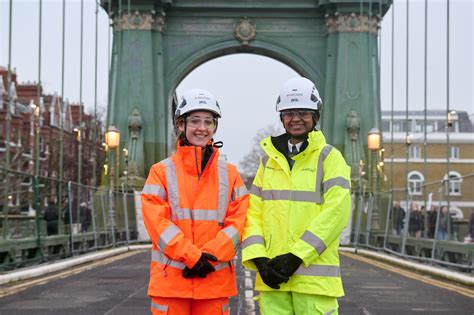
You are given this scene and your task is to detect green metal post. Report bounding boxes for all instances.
[33,176,43,259]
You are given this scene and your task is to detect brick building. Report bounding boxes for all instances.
[0,66,104,212]
[382,110,474,221]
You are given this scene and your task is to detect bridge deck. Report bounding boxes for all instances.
[0,250,472,314]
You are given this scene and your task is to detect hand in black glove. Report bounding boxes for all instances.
[268,253,302,278]
[253,257,289,289]
[182,252,218,279]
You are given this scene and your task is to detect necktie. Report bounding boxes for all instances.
[288,145,298,168]
[290,145,298,157]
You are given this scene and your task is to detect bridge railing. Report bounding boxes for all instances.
[0,167,141,270]
[350,175,474,271]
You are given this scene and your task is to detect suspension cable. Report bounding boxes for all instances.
[404,0,409,211]
[36,0,42,178]
[3,0,13,239]
[422,0,428,237]
[78,0,84,187]
[445,0,451,236]
[390,0,395,193]
[59,0,66,209]
[93,0,99,187]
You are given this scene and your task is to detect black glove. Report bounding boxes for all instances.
[268,253,302,277]
[182,252,218,279]
[253,257,289,289]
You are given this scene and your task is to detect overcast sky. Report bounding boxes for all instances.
[1,0,472,166]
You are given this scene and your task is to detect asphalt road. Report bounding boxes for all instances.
[0,250,472,315]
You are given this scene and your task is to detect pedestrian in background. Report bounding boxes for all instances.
[436,206,451,240]
[141,89,249,315]
[427,205,437,238]
[43,199,59,236]
[391,200,405,235]
[80,202,92,232]
[242,77,351,315]
[408,203,424,238]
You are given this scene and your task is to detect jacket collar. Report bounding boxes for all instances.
[261,130,327,156]
[174,142,219,176]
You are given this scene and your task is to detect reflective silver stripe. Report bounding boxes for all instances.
[221,225,240,248]
[163,158,180,214]
[242,235,265,248]
[171,208,219,221]
[261,190,320,203]
[170,207,192,221]
[158,224,180,251]
[233,185,249,199]
[163,158,230,225]
[151,302,168,312]
[323,177,350,193]
[324,308,336,315]
[151,249,229,270]
[261,155,269,167]
[301,230,326,255]
[294,264,341,277]
[152,249,185,269]
[315,145,333,204]
[217,160,229,225]
[250,184,262,197]
[142,184,166,200]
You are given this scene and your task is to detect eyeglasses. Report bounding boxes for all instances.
[281,110,314,119]
[186,116,216,129]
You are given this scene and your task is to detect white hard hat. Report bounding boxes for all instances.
[175,89,222,120]
[276,77,322,112]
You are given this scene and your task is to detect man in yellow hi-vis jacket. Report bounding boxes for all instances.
[242,77,351,315]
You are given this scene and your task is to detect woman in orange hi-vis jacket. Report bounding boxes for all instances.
[141,88,249,315]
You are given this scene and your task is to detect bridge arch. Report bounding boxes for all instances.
[103,1,390,179]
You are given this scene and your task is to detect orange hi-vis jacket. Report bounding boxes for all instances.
[141,143,249,299]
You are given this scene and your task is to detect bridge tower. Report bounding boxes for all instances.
[101,0,391,185]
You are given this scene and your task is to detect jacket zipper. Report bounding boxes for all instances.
[194,146,201,180]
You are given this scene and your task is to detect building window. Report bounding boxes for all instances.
[382,120,390,132]
[444,172,462,196]
[408,171,424,195]
[409,145,421,159]
[449,146,460,159]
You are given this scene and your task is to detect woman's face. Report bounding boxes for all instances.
[178,110,216,148]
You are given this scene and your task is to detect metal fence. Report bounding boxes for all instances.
[349,175,474,271]
[0,167,141,271]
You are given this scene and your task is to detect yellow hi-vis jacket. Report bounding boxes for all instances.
[242,130,351,297]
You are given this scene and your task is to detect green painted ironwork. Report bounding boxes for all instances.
[101,0,392,181]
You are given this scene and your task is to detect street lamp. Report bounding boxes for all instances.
[368,128,381,193]
[105,125,120,149]
[105,125,120,189]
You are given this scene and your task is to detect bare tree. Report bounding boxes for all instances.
[239,124,283,182]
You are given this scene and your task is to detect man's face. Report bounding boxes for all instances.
[281,109,315,138]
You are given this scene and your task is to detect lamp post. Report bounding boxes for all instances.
[104,126,120,245]
[123,148,129,192]
[368,128,381,193]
